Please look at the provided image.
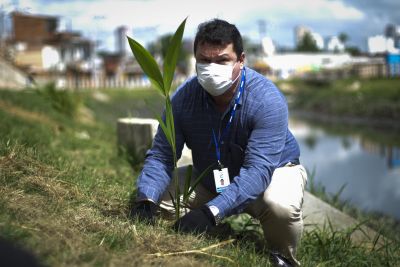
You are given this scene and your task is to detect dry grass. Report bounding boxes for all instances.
[0,99,58,128]
[0,143,236,267]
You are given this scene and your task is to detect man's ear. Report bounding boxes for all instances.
[239,52,245,68]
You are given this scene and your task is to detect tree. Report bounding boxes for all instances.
[338,32,349,47]
[337,32,361,56]
[148,34,190,74]
[296,32,319,52]
[242,36,261,54]
[345,46,362,56]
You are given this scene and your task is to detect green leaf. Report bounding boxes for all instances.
[183,164,193,201]
[127,36,164,95]
[187,164,214,196]
[174,174,181,219]
[155,115,173,149]
[163,18,187,95]
[168,191,177,213]
[165,98,176,152]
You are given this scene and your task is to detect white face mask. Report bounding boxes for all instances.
[196,62,240,96]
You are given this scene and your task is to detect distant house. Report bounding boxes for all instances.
[262,53,352,79]
[8,12,94,88]
[350,59,387,78]
[10,12,59,75]
[386,53,400,77]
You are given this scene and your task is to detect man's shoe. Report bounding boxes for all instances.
[269,252,293,267]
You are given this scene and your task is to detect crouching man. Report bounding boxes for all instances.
[130,18,307,267]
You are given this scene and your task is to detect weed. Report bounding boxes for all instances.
[36,82,82,118]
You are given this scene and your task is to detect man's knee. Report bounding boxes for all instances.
[248,195,302,223]
[266,198,302,222]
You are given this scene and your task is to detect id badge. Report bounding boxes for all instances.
[213,167,230,193]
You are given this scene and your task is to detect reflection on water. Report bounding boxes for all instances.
[361,140,400,169]
[290,117,400,220]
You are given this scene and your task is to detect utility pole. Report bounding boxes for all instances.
[0,3,10,59]
[258,19,267,40]
[92,15,105,88]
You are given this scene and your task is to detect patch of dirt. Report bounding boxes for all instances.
[0,100,58,128]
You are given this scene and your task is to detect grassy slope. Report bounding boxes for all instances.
[0,88,399,266]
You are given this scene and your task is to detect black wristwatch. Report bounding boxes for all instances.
[208,205,222,225]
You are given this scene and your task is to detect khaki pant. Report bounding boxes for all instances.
[160,164,308,266]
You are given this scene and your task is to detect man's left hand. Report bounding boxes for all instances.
[173,206,216,234]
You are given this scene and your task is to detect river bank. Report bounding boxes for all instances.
[290,110,400,149]
[278,77,400,124]
[292,109,400,130]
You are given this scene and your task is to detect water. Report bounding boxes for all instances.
[290,116,400,221]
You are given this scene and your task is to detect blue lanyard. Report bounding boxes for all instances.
[212,67,246,168]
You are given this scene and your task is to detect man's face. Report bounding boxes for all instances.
[195,42,244,80]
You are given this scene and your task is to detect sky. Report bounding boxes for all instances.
[1,0,399,52]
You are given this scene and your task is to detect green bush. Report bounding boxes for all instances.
[37,83,81,118]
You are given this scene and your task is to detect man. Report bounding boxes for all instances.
[130,19,307,267]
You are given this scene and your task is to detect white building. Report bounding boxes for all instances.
[261,36,276,56]
[311,32,324,50]
[326,36,345,52]
[368,35,399,54]
[263,53,352,79]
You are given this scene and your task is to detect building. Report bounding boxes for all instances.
[385,24,400,48]
[311,32,324,50]
[262,53,352,79]
[367,23,400,55]
[10,12,59,73]
[386,53,400,77]
[115,26,128,56]
[368,35,399,54]
[350,57,387,78]
[11,12,58,47]
[8,12,94,87]
[261,36,275,56]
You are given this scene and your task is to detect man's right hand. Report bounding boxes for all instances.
[129,201,159,224]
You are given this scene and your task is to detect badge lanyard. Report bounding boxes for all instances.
[212,67,246,169]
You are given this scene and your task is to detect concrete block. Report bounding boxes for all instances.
[117,118,158,163]
[117,117,192,166]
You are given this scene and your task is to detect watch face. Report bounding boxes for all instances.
[209,205,220,216]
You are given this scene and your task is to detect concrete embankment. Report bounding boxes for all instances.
[0,59,27,89]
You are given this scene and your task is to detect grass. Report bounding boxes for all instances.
[279,77,400,122]
[0,87,399,266]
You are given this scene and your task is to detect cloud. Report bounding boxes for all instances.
[343,0,400,23]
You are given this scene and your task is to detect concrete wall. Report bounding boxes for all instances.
[0,59,27,89]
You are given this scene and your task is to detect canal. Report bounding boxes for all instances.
[290,115,400,221]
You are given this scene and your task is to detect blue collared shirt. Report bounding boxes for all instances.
[136,67,300,218]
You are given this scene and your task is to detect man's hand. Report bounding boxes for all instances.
[129,201,159,224]
[173,206,216,234]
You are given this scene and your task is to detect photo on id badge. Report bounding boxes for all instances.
[214,168,230,193]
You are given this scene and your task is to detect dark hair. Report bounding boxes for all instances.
[194,19,243,59]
